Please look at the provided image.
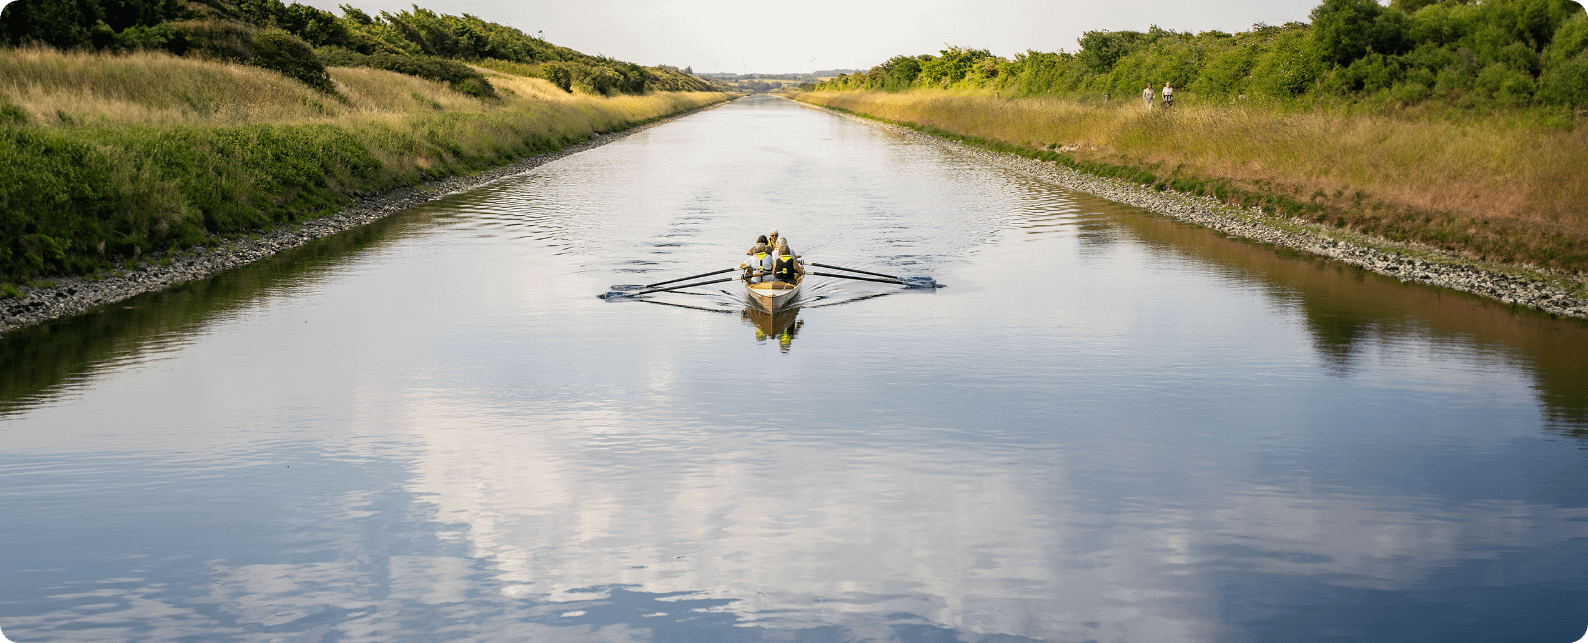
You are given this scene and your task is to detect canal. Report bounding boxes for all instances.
[1,94,1585,642]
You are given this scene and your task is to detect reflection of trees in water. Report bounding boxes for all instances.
[741,307,802,352]
[1095,209,1588,440]
[1296,298,1378,378]
[0,215,410,417]
[1535,331,1588,435]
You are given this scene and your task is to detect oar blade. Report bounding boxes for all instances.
[602,276,737,299]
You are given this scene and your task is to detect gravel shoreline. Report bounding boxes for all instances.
[0,100,734,336]
[820,106,1588,321]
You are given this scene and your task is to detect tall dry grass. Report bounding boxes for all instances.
[797,89,1588,267]
[0,47,721,128]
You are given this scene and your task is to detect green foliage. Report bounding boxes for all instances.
[1,0,702,98]
[0,125,187,277]
[875,55,926,90]
[810,0,1587,109]
[319,47,496,98]
[0,102,28,126]
[532,58,665,95]
[1310,0,1408,66]
[1539,13,1588,106]
[918,47,993,85]
[1076,30,1149,73]
[2,0,187,50]
[278,3,355,49]
[252,28,334,93]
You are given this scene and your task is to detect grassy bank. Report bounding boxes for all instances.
[0,47,730,282]
[794,89,1588,273]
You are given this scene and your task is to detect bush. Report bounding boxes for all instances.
[1475,61,1537,104]
[1076,30,1148,73]
[1326,53,1406,93]
[1537,54,1588,106]
[1250,28,1324,97]
[252,28,334,93]
[919,47,994,85]
[317,48,496,98]
[2,0,186,50]
[1312,0,1408,65]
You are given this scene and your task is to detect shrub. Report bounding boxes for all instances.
[1475,61,1536,105]
[252,28,334,93]
[1076,30,1148,73]
[1537,54,1588,106]
[919,47,994,85]
[317,48,496,98]
[1311,0,1410,66]
[1326,53,1406,93]
[1250,28,1324,97]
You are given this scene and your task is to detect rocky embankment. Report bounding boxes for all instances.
[826,109,1588,320]
[0,101,733,336]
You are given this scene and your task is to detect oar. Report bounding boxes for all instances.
[610,268,736,291]
[809,262,937,288]
[602,277,736,299]
[808,262,902,280]
[810,272,939,288]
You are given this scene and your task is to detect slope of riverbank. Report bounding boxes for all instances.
[791,93,1588,320]
[792,90,1587,273]
[0,46,731,288]
[0,98,734,335]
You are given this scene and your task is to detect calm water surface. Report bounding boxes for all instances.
[2,95,1586,642]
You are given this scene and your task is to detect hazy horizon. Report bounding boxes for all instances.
[299,0,1324,74]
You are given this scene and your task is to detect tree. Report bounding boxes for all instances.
[918,47,992,85]
[1076,30,1147,73]
[1311,0,1409,66]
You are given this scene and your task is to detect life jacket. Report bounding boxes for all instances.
[749,252,769,273]
[773,255,797,280]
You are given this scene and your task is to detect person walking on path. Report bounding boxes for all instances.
[1162,82,1174,109]
[1142,84,1154,110]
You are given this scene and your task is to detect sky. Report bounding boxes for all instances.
[302,0,1326,74]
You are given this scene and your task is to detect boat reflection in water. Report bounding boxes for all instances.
[741,305,803,351]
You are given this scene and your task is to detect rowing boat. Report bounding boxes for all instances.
[744,272,802,311]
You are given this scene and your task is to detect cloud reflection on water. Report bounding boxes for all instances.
[363,386,1588,641]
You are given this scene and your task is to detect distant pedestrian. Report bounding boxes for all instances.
[1162,82,1174,109]
[1142,84,1153,110]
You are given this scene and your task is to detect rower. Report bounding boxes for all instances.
[740,243,772,283]
[746,235,768,255]
[766,229,781,254]
[772,241,803,283]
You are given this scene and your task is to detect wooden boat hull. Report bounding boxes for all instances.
[744,273,802,311]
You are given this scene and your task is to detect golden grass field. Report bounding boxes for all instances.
[796,89,1588,270]
[0,47,726,130]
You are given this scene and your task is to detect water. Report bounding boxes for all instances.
[2,94,1586,642]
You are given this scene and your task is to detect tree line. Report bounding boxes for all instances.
[808,0,1588,110]
[0,0,719,97]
